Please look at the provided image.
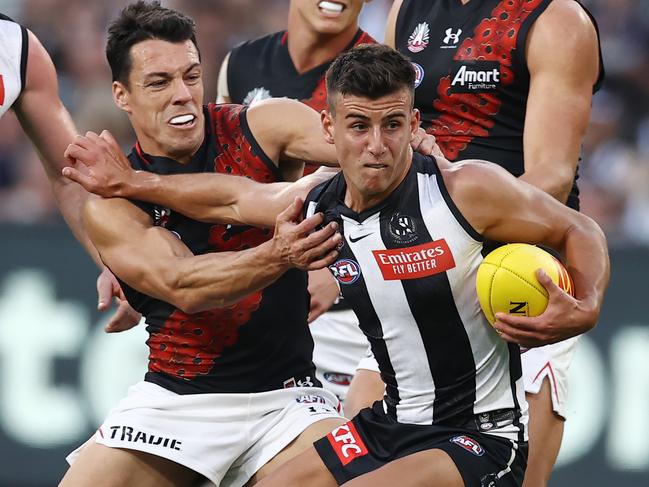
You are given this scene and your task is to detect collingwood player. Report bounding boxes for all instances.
[64,44,609,487]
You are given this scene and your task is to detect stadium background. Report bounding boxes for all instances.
[0,0,647,485]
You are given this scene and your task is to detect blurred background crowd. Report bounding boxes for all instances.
[0,0,647,245]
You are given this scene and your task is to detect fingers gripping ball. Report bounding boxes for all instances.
[476,244,574,325]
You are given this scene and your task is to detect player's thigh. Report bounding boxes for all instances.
[60,441,199,487]
[343,449,463,487]
[251,445,338,487]
[249,417,346,484]
[523,379,564,487]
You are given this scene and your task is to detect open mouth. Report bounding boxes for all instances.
[318,1,345,15]
[168,114,197,128]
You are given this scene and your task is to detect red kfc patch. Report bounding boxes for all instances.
[327,422,369,466]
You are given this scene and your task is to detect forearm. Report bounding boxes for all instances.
[560,216,610,319]
[122,171,287,227]
[51,179,103,265]
[519,163,574,204]
[168,239,291,313]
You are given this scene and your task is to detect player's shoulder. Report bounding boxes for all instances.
[439,158,516,200]
[230,30,285,58]
[534,0,598,42]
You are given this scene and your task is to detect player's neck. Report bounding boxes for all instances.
[286,22,359,74]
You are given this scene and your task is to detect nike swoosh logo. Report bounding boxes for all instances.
[349,233,372,243]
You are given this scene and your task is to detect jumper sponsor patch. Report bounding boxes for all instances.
[328,422,369,465]
[450,61,501,93]
[372,239,455,280]
[450,435,485,456]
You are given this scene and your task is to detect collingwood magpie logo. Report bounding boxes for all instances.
[389,212,418,243]
[243,87,271,106]
[450,62,501,93]
[441,28,462,48]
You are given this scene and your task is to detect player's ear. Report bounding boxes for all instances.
[321,110,335,145]
[112,81,131,114]
[411,108,421,136]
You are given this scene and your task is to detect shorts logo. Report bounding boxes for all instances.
[329,259,361,285]
[412,63,425,88]
[450,435,484,456]
[243,87,272,106]
[450,62,501,93]
[372,239,456,281]
[408,22,430,53]
[105,425,182,451]
[324,372,353,386]
[388,212,417,243]
[328,422,369,465]
[296,394,326,404]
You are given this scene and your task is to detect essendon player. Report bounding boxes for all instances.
[335,2,603,485]
[65,44,610,487]
[217,0,378,405]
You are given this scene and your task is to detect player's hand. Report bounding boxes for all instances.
[62,130,134,198]
[308,268,340,323]
[410,127,445,158]
[493,269,597,348]
[97,267,142,333]
[273,197,341,271]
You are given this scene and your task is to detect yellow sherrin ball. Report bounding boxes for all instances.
[476,243,574,325]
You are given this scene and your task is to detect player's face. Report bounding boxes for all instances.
[322,88,419,210]
[113,39,204,164]
[292,1,368,34]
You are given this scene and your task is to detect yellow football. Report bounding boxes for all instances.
[476,243,574,325]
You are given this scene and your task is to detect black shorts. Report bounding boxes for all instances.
[314,402,528,486]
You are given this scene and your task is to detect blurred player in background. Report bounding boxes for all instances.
[342,1,605,485]
[0,13,139,330]
[217,0,378,405]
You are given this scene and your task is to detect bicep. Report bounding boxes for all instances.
[523,1,599,178]
[452,162,580,250]
[14,30,77,179]
[84,199,193,303]
[246,98,338,167]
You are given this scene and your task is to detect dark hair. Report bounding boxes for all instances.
[325,44,415,112]
[106,1,200,86]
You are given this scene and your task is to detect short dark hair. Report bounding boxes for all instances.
[325,44,415,112]
[106,1,200,86]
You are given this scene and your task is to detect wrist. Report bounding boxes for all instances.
[123,171,158,199]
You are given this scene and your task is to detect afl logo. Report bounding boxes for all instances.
[412,63,425,88]
[329,259,361,285]
[389,212,418,243]
[450,435,485,456]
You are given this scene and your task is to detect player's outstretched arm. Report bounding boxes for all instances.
[446,159,610,347]
[63,130,335,227]
[83,196,341,313]
[384,0,405,48]
[13,30,100,261]
[521,0,601,202]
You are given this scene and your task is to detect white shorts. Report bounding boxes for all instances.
[310,308,369,403]
[66,382,342,486]
[521,336,580,419]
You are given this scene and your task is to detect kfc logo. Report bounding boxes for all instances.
[328,422,369,465]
